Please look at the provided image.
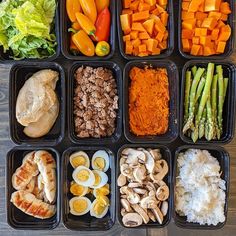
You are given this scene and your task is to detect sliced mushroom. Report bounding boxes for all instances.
[117,174,127,187]
[120,186,128,194]
[132,204,150,224]
[127,191,140,204]
[121,208,127,217]
[156,185,169,201]
[128,182,142,188]
[152,207,163,224]
[121,199,132,212]
[122,148,146,165]
[149,149,161,160]
[133,188,147,195]
[120,156,126,165]
[121,164,133,179]
[148,190,156,197]
[133,165,146,183]
[161,201,168,216]
[143,150,155,173]
[145,181,156,192]
[122,213,143,227]
[121,194,127,199]
[140,196,158,209]
[150,159,168,182]
[147,210,156,222]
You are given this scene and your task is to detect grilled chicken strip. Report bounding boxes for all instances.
[34,151,56,203]
[11,190,56,219]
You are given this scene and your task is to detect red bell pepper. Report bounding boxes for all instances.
[94,7,111,42]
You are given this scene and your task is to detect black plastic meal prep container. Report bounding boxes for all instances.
[180,60,236,145]
[68,61,122,145]
[61,147,116,231]
[0,0,60,63]
[178,0,235,60]
[117,0,174,60]
[123,60,179,144]
[60,0,116,60]
[116,144,173,228]
[173,145,230,230]
[9,62,65,146]
[6,147,61,230]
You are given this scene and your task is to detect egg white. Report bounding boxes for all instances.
[91,170,108,189]
[72,166,95,187]
[69,196,91,216]
[70,151,90,168]
[90,198,109,218]
[92,150,110,172]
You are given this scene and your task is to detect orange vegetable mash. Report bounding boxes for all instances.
[129,66,169,136]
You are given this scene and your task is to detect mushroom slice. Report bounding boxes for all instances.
[122,213,143,227]
[161,201,168,217]
[121,208,128,217]
[127,191,140,204]
[149,149,161,160]
[121,195,127,199]
[122,148,146,164]
[128,182,142,188]
[156,185,169,201]
[117,174,127,187]
[120,164,133,179]
[132,204,150,224]
[121,199,132,212]
[145,182,156,192]
[120,156,126,166]
[152,207,163,224]
[150,159,168,182]
[120,186,128,194]
[148,190,156,197]
[147,210,156,222]
[133,165,146,183]
[133,188,147,195]
[140,196,158,209]
[138,148,155,173]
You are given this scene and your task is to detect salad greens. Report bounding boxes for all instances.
[0,0,57,59]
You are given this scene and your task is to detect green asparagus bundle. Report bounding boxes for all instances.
[182,63,229,142]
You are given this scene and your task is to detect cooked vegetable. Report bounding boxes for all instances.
[95,0,110,13]
[94,7,111,42]
[75,13,96,36]
[72,30,95,56]
[181,0,232,56]
[120,0,169,56]
[95,41,110,56]
[183,63,229,142]
[66,0,81,22]
[129,66,169,136]
[79,0,97,24]
[0,0,57,59]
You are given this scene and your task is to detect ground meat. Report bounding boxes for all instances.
[74,66,119,138]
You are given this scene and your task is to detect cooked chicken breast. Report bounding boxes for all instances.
[34,151,56,203]
[12,152,39,190]
[11,190,56,219]
[24,176,36,193]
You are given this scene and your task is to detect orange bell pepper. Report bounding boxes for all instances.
[75,13,96,36]
[72,30,95,56]
[79,0,97,24]
[95,0,110,13]
[66,0,81,22]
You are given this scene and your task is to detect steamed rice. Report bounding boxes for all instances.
[175,149,226,225]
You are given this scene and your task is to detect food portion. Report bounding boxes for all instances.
[66,0,111,57]
[129,66,169,136]
[182,63,228,142]
[16,69,59,138]
[73,66,118,138]
[118,148,169,227]
[0,0,57,59]
[11,150,57,219]
[175,149,226,225]
[120,0,169,57]
[68,150,110,219]
[181,0,232,56]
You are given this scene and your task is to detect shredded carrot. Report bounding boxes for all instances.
[129,66,169,136]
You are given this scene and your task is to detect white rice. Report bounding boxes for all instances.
[175,149,226,225]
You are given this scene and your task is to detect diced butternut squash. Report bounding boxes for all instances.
[122,9,133,15]
[208,12,222,20]
[152,47,161,55]
[138,52,149,57]
[160,11,169,26]
[125,41,133,54]
[190,44,201,55]
[218,24,231,41]
[120,14,131,32]
[182,19,197,30]
[131,38,141,47]
[182,29,194,39]
[132,22,146,31]
[132,10,150,22]
[156,31,164,42]
[123,0,132,9]
[139,31,151,39]
[143,19,155,35]
[139,44,147,52]
[198,45,203,55]
[182,38,191,52]
[211,28,220,40]
[204,46,215,56]
[157,0,167,5]
[123,35,131,42]
[220,2,231,14]
[182,11,195,20]
[192,36,200,44]
[195,12,208,21]
[201,17,218,30]
[220,13,228,21]
[163,31,168,40]
[204,0,221,12]
[138,2,151,12]
[182,2,190,11]
[154,18,166,32]
[130,31,139,39]
[159,40,167,50]
[130,0,140,11]
[188,0,204,13]
[144,0,156,6]
[200,36,211,46]
[151,4,165,15]
[216,41,226,53]
[217,20,226,28]
[196,20,202,27]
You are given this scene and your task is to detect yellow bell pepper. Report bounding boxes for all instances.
[79,0,97,24]
[72,30,95,56]
[66,0,81,22]
[95,0,110,13]
[75,13,96,36]
[95,41,110,56]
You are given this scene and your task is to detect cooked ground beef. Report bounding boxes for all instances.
[74,66,118,138]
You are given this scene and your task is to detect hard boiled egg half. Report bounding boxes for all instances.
[70,151,90,168]
[92,170,108,189]
[90,196,110,218]
[72,166,95,187]
[70,181,88,197]
[92,150,110,172]
[69,196,91,216]
[93,184,110,197]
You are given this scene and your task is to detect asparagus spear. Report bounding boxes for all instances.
[206,95,214,141]
[211,74,218,139]
[216,65,224,139]
[223,77,229,102]
[184,71,192,124]
[183,67,205,134]
[195,76,206,102]
[191,66,197,77]
[199,107,207,139]
[192,63,215,142]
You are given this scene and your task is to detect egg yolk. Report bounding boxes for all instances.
[93,202,106,215]
[73,199,88,213]
[97,195,109,207]
[70,183,85,196]
[94,157,105,171]
[95,184,110,196]
[93,172,101,187]
[72,156,86,167]
[77,170,90,182]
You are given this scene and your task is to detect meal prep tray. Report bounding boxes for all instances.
[5,0,236,231]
